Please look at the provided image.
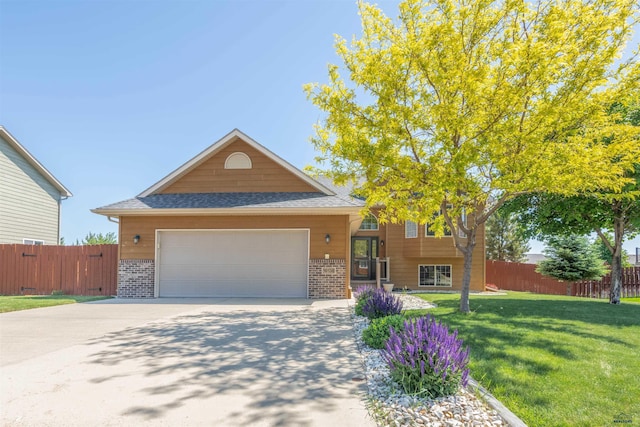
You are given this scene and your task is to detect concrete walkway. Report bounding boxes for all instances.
[0,298,374,426]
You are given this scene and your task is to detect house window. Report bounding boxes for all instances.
[419,265,452,287]
[224,152,252,169]
[359,213,379,230]
[23,239,44,245]
[426,205,452,237]
[405,221,418,238]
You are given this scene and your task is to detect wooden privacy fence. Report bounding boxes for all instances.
[486,260,640,299]
[486,260,571,295]
[572,268,640,298]
[0,244,118,296]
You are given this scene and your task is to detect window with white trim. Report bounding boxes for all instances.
[419,265,452,287]
[405,220,418,238]
[359,213,379,230]
[23,239,44,245]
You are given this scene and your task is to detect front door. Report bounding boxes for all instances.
[351,237,378,280]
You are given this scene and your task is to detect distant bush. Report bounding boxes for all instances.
[362,288,403,320]
[354,286,376,316]
[383,315,469,398]
[362,314,406,349]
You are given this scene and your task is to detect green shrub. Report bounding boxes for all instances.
[51,290,65,296]
[362,314,406,349]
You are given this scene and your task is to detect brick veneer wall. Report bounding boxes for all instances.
[308,258,347,299]
[118,259,155,298]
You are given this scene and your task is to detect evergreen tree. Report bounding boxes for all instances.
[537,235,608,281]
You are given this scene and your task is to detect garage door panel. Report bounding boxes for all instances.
[158,230,308,297]
[161,265,306,282]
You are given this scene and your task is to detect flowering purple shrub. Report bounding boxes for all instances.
[354,286,376,316]
[361,288,403,319]
[383,315,470,398]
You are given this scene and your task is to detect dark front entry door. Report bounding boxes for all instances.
[351,237,378,280]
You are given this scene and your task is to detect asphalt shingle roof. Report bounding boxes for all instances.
[95,191,364,211]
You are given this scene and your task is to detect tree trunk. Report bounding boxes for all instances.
[609,214,625,305]
[442,203,482,314]
[610,252,622,304]
[459,246,475,313]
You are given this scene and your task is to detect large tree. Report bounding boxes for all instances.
[504,98,640,304]
[486,210,530,263]
[305,0,640,312]
[592,234,632,268]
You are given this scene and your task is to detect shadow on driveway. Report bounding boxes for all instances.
[83,305,370,426]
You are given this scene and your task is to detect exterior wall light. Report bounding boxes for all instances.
[325,234,331,244]
[133,235,140,245]
[380,240,385,247]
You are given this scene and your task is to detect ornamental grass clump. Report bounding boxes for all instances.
[362,288,403,320]
[383,315,470,398]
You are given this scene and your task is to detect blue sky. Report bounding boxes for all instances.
[1,0,638,254]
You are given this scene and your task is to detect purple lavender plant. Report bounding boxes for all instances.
[354,285,376,316]
[382,314,470,398]
[361,288,403,320]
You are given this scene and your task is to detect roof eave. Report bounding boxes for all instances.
[0,126,73,198]
[91,206,361,217]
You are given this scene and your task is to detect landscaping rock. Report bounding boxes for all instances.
[352,294,507,427]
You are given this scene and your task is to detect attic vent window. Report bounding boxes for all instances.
[224,152,252,169]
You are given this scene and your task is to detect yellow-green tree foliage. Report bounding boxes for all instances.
[305,0,640,312]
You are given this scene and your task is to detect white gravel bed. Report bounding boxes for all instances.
[353,293,506,427]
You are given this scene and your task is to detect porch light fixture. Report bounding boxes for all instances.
[380,240,385,247]
[133,235,140,245]
[325,234,331,244]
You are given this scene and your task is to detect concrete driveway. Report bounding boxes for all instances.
[0,298,374,427]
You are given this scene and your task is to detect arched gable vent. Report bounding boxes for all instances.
[224,152,252,169]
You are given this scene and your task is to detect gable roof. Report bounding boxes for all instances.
[138,128,335,197]
[0,126,72,198]
[92,130,364,216]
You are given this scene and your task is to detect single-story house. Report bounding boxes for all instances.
[92,129,485,298]
[0,126,72,245]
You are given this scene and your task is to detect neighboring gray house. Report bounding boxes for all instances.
[0,126,72,244]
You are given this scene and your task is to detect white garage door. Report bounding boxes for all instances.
[157,230,309,297]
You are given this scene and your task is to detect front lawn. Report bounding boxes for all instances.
[0,295,111,313]
[407,292,640,427]
[622,296,640,304]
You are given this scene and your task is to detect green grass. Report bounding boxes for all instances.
[407,292,640,427]
[622,296,640,304]
[0,295,111,313]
